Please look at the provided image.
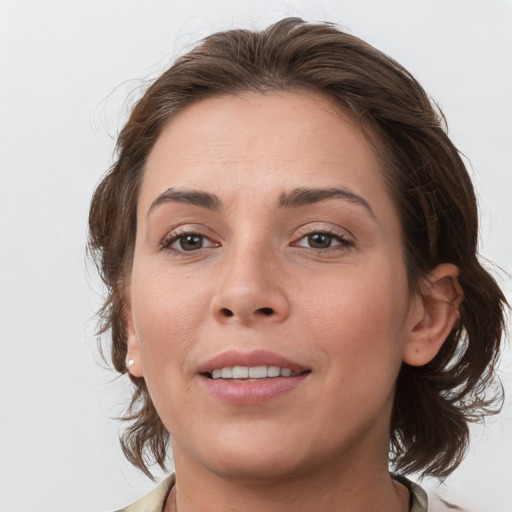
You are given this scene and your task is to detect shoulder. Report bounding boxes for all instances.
[392,474,428,512]
[114,474,175,512]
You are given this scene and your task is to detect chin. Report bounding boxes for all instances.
[175,424,315,484]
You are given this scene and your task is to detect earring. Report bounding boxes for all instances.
[127,359,135,368]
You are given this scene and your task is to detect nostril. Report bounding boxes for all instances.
[257,307,274,316]
[221,308,234,317]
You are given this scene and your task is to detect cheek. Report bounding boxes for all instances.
[130,266,212,374]
[130,276,210,429]
[296,262,409,374]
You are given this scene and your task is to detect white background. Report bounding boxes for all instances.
[0,1,511,511]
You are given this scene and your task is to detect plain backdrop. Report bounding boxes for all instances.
[0,1,511,511]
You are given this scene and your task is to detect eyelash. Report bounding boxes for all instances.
[160,228,354,254]
[292,228,354,252]
[161,229,219,253]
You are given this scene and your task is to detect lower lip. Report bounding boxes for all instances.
[199,373,309,404]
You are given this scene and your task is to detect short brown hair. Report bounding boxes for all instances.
[88,18,507,478]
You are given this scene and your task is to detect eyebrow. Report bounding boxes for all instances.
[277,186,375,218]
[147,185,375,218]
[148,188,221,217]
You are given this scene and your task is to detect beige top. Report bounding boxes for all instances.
[116,473,428,512]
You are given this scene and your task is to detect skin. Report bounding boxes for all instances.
[126,91,461,511]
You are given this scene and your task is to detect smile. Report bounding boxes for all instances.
[209,366,299,380]
[197,350,311,404]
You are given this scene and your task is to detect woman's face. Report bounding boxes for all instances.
[127,91,423,481]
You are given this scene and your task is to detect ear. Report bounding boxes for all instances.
[403,263,463,367]
[125,309,144,378]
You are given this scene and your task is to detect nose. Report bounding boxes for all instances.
[210,242,291,326]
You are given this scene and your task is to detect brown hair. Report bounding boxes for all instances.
[88,18,507,478]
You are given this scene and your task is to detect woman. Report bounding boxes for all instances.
[88,18,506,512]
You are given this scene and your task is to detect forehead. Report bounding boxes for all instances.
[141,91,387,200]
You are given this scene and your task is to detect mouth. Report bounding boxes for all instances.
[197,350,311,403]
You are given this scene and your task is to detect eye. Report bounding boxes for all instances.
[304,233,335,249]
[162,232,219,252]
[294,231,353,250]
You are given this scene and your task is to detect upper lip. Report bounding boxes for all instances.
[196,349,309,375]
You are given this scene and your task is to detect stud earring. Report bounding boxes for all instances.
[127,359,135,368]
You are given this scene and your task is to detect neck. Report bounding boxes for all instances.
[166,451,409,512]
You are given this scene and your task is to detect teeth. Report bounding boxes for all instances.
[210,366,298,380]
[232,366,249,378]
[249,366,267,378]
[221,367,233,378]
